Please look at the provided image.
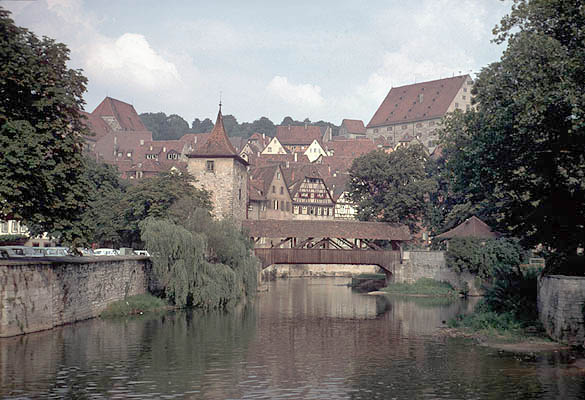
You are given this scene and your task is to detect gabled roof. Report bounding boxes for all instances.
[326,139,377,158]
[250,164,281,197]
[367,75,469,128]
[341,119,366,134]
[243,219,411,241]
[92,97,147,131]
[275,125,323,145]
[188,109,248,165]
[435,216,500,240]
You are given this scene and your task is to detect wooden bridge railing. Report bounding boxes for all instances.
[254,248,401,274]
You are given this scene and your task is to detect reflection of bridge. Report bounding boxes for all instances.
[242,219,411,280]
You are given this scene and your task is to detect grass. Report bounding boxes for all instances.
[100,293,170,318]
[382,277,459,297]
[447,301,546,342]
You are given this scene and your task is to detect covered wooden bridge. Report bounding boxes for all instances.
[242,219,411,277]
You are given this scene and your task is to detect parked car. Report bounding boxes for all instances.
[0,246,44,257]
[133,250,150,256]
[93,248,119,256]
[41,247,69,257]
[77,248,94,256]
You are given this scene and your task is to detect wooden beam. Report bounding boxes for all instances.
[294,237,314,248]
[273,237,293,248]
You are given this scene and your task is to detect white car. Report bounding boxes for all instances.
[0,246,44,257]
[93,248,119,256]
[42,247,69,256]
[133,250,150,256]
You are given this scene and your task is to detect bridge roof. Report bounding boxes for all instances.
[243,219,411,241]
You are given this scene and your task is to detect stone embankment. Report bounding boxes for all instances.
[0,257,152,337]
[538,275,585,346]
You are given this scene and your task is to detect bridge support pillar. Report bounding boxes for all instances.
[383,268,393,285]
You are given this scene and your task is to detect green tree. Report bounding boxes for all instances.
[139,112,190,140]
[81,158,127,247]
[0,9,90,245]
[348,145,436,233]
[191,117,214,133]
[441,0,585,271]
[120,171,211,246]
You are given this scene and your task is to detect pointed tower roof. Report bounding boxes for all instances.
[188,106,248,165]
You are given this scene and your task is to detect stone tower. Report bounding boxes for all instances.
[187,106,249,222]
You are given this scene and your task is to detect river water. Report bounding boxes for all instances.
[1,277,584,399]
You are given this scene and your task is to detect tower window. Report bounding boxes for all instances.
[206,160,214,172]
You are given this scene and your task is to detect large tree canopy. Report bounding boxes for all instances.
[0,9,89,244]
[441,0,585,270]
[348,145,436,233]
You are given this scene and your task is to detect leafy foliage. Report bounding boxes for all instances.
[440,0,585,272]
[348,145,436,233]
[140,112,190,140]
[140,214,258,309]
[80,158,127,247]
[120,171,211,246]
[0,9,90,245]
[445,237,527,279]
[382,278,458,297]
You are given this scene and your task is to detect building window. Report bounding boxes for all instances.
[455,103,459,109]
[206,160,214,172]
[274,200,278,210]
[267,147,272,152]
[280,187,284,195]
[276,171,281,180]
[293,205,299,214]
[239,188,242,201]
[11,221,18,233]
[373,129,379,133]
[272,186,276,193]
[317,207,322,216]
[466,104,471,111]
[463,88,467,93]
[302,206,307,215]
[286,202,290,211]
[261,202,266,211]
[0,221,7,233]
[387,126,393,131]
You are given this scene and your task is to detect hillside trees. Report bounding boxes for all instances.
[140,112,190,140]
[440,0,585,272]
[348,145,436,233]
[0,9,90,245]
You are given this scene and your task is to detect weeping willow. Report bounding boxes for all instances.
[140,215,257,309]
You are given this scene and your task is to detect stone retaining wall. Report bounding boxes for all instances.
[538,275,585,345]
[396,251,483,296]
[0,257,151,337]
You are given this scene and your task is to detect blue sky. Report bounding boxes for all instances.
[5,0,512,125]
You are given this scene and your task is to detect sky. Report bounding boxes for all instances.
[4,0,512,126]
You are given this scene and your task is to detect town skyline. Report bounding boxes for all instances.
[6,0,511,124]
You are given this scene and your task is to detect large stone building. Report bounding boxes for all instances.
[366,75,473,150]
[187,107,249,222]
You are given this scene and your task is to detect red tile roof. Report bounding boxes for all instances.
[91,97,147,131]
[341,119,366,134]
[188,110,248,165]
[275,125,322,145]
[367,75,469,128]
[326,139,377,158]
[435,216,500,240]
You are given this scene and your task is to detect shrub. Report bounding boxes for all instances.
[445,237,527,279]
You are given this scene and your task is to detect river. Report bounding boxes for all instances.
[1,277,583,399]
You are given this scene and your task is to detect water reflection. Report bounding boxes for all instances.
[0,277,583,399]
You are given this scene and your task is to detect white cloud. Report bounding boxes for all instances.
[267,76,325,108]
[85,33,181,92]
